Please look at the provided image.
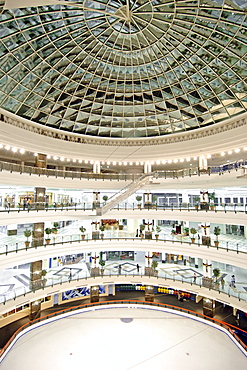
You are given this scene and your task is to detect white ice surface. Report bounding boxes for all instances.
[1,305,246,370]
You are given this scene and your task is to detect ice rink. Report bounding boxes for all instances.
[1,304,246,370]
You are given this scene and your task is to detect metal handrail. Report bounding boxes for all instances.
[1,299,246,360]
[1,202,247,214]
[0,260,247,305]
[0,159,246,181]
[1,236,246,256]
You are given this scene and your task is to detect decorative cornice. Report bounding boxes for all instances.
[1,112,247,147]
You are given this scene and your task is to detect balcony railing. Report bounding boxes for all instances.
[0,265,247,305]
[1,235,247,256]
[0,159,246,181]
[1,201,247,214]
[1,236,247,256]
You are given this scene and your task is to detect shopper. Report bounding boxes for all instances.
[136,264,140,273]
[230,275,236,288]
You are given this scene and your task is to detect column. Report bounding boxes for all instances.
[92,191,100,209]
[30,260,42,290]
[145,286,154,302]
[144,192,152,208]
[145,252,153,275]
[202,259,213,288]
[91,221,100,239]
[35,153,47,168]
[200,190,209,210]
[144,161,152,173]
[201,222,211,245]
[90,286,99,303]
[199,156,208,172]
[29,300,42,320]
[93,162,100,174]
[32,222,44,247]
[91,252,100,276]
[35,187,46,209]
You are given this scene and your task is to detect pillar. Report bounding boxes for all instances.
[29,300,42,320]
[91,252,100,276]
[91,221,100,239]
[35,187,46,209]
[90,285,99,303]
[202,259,213,288]
[92,191,100,209]
[199,156,208,171]
[145,285,154,302]
[35,153,47,168]
[201,223,211,245]
[93,162,100,174]
[144,162,152,173]
[32,222,44,247]
[30,260,43,291]
[203,298,215,318]
[144,192,152,208]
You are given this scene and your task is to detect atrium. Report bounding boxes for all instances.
[0,0,247,367]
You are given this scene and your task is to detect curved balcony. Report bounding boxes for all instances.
[0,204,247,227]
[1,237,247,267]
[1,270,247,317]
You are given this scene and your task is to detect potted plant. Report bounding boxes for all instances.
[45,227,52,244]
[184,227,190,236]
[155,225,161,240]
[194,196,200,210]
[208,192,216,210]
[152,195,157,208]
[99,225,105,239]
[41,269,47,286]
[99,259,105,275]
[136,195,142,209]
[24,229,32,247]
[213,267,221,288]
[190,227,197,243]
[151,260,158,276]
[214,226,221,247]
[102,195,108,203]
[79,226,86,240]
[52,222,59,234]
[139,224,145,239]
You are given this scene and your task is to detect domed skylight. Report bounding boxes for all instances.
[0,0,247,137]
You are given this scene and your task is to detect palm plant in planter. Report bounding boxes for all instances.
[136,195,142,209]
[194,196,200,210]
[214,226,221,246]
[24,229,32,247]
[79,226,86,240]
[99,259,105,275]
[152,195,157,208]
[52,222,59,234]
[42,269,47,286]
[213,268,221,288]
[151,260,158,276]
[155,225,161,240]
[208,192,216,210]
[190,227,197,243]
[139,224,145,238]
[99,225,105,239]
[102,195,108,203]
[45,227,52,244]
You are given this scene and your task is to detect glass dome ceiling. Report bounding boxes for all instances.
[0,0,247,138]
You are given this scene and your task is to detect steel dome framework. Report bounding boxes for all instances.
[0,0,247,138]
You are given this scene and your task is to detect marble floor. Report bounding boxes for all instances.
[1,305,246,370]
